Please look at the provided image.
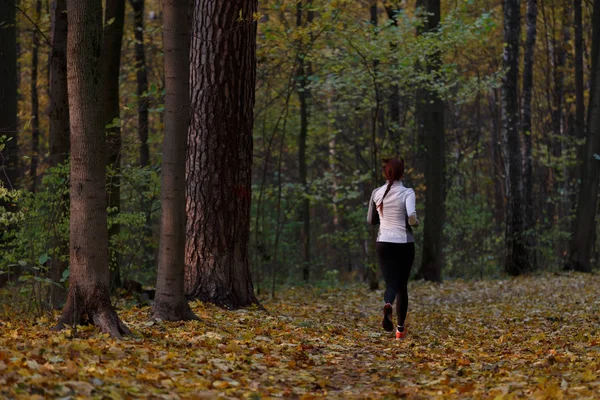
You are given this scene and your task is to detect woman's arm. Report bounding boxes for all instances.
[406,190,420,227]
[367,190,379,225]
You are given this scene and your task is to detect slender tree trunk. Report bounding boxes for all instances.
[152,0,198,322]
[0,0,18,190]
[502,0,530,275]
[129,0,150,168]
[48,0,69,168]
[550,2,570,222]
[385,1,403,154]
[185,0,260,309]
[566,0,600,272]
[521,0,537,263]
[364,0,381,290]
[490,89,506,228]
[55,0,130,338]
[46,0,70,309]
[102,0,126,290]
[29,0,42,193]
[129,0,154,275]
[416,0,445,282]
[297,0,312,282]
[573,0,585,190]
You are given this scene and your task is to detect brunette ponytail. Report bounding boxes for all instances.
[377,158,405,217]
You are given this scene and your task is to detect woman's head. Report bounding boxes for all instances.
[382,158,405,182]
[377,158,405,216]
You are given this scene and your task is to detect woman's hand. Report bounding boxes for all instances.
[409,214,420,227]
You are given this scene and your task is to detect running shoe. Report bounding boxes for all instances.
[395,326,407,339]
[382,303,394,332]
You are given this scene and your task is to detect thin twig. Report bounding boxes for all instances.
[14,5,55,51]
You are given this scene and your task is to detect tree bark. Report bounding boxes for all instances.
[502,0,530,275]
[129,0,150,169]
[416,0,445,282]
[550,2,570,222]
[152,0,198,322]
[185,0,260,309]
[102,0,126,290]
[0,0,18,190]
[573,0,585,188]
[48,0,69,168]
[566,0,600,273]
[46,0,70,309]
[385,1,404,154]
[364,0,380,290]
[297,0,312,283]
[56,0,130,338]
[521,0,537,263]
[29,0,42,193]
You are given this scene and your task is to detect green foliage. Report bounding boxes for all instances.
[0,161,160,312]
[251,0,502,288]
[0,163,69,314]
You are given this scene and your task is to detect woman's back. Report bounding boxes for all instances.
[369,181,416,243]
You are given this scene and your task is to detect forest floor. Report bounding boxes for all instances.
[0,272,599,399]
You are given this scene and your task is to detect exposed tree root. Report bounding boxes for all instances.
[53,284,131,339]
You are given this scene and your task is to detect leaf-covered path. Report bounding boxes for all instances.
[1,272,599,399]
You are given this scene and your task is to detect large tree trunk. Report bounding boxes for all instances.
[0,0,18,190]
[566,0,600,273]
[502,0,531,275]
[416,0,445,282]
[102,0,126,290]
[55,0,130,338]
[151,0,198,322]
[129,0,150,169]
[297,0,312,283]
[46,0,70,309]
[29,0,42,193]
[521,0,537,264]
[185,0,259,309]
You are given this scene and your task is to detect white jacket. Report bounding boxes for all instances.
[367,181,418,243]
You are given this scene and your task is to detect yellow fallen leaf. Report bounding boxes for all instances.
[212,380,228,389]
[65,360,78,377]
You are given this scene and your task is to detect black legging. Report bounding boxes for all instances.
[376,242,415,327]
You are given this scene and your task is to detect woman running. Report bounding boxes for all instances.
[367,158,419,339]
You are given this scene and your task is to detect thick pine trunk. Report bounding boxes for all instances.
[416,0,445,282]
[29,0,42,193]
[130,0,150,168]
[102,0,126,290]
[55,0,130,338]
[46,0,70,309]
[152,0,198,322]
[566,0,600,273]
[502,0,530,275]
[0,0,18,190]
[185,0,259,309]
[521,0,537,263]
